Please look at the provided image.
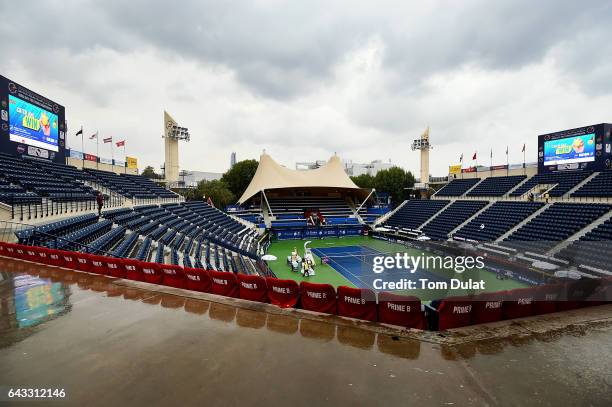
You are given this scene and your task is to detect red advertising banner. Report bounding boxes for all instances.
[84,153,97,162]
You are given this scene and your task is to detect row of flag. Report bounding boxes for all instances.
[75,128,125,148]
[459,143,526,162]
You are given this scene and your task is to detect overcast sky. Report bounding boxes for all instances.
[1,0,611,176]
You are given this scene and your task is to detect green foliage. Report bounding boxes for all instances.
[186,179,235,208]
[373,166,415,205]
[350,173,375,189]
[221,159,259,198]
[141,165,161,179]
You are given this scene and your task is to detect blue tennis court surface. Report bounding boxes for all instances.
[311,245,449,291]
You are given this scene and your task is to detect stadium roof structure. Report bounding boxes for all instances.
[238,153,364,204]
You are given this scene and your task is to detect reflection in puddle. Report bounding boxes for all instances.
[300,319,336,342]
[0,271,72,342]
[184,298,209,315]
[377,335,420,359]
[267,313,299,335]
[337,325,375,350]
[1,264,599,362]
[236,308,267,329]
[209,302,236,323]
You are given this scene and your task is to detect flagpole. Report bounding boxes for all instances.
[523,145,526,176]
[111,139,114,172]
[123,143,126,174]
[96,132,99,169]
[80,126,84,169]
[506,146,509,176]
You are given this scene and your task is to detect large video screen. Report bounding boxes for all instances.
[543,133,595,166]
[8,94,59,152]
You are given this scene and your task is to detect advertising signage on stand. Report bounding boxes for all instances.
[0,75,67,164]
[538,123,612,173]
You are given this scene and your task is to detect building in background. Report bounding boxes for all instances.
[295,158,394,177]
[230,152,236,168]
[180,170,223,187]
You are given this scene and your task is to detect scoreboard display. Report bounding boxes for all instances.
[0,75,67,163]
[538,123,612,173]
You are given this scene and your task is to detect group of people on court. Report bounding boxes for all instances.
[288,247,315,277]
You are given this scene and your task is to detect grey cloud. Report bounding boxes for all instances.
[2,0,612,101]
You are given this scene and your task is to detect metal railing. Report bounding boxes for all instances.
[9,195,125,222]
[0,219,115,257]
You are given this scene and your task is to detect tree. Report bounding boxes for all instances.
[141,166,161,179]
[351,174,375,189]
[187,180,235,209]
[221,159,259,198]
[373,167,415,205]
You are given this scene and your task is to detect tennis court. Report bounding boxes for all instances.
[310,245,449,291]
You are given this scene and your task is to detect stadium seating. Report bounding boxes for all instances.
[421,200,488,240]
[557,217,612,271]
[0,152,94,204]
[466,175,526,196]
[502,203,612,253]
[453,201,545,241]
[267,196,354,221]
[571,170,612,197]
[0,152,181,223]
[510,170,592,197]
[384,199,450,230]
[435,178,480,197]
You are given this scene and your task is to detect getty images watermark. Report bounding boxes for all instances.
[371,253,487,290]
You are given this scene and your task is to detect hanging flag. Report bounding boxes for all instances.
[116,140,125,147]
[472,152,477,160]
[459,153,463,162]
[75,128,83,136]
[103,137,113,143]
[89,131,98,140]
[522,143,526,152]
[506,146,509,155]
[490,148,493,158]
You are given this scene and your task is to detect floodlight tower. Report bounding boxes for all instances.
[163,111,190,185]
[411,126,432,191]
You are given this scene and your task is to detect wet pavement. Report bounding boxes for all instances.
[0,259,611,406]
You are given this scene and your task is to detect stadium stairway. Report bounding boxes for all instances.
[421,200,489,240]
[465,175,527,197]
[446,201,494,238]
[384,200,450,230]
[434,178,481,197]
[452,201,545,242]
[495,203,551,241]
[501,203,612,253]
[556,218,612,274]
[373,200,408,226]
[546,209,612,256]
[566,172,602,197]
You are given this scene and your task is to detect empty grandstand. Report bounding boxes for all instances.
[435,178,480,196]
[11,200,264,275]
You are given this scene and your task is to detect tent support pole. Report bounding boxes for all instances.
[354,188,376,216]
[262,190,274,218]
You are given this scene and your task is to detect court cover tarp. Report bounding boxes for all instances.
[238,153,363,204]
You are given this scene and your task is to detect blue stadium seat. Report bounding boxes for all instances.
[453,201,545,242]
[435,179,480,197]
[466,175,526,197]
[384,200,450,230]
[421,200,488,240]
[510,171,592,197]
[502,203,612,252]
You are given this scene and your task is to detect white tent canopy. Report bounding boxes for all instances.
[238,153,362,204]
